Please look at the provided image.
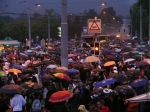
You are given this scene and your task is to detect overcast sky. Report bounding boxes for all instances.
[0,0,137,17]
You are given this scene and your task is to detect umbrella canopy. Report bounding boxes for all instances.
[126,70,140,77]
[124,58,135,63]
[84,56,100,62]
[136,61,149,66]
[98,88,117,95]
[68,54,77,58]
[94,78,117,88]
[0,71,7,77]
[126,92,150,102]
[20,81,42,92]
[56,67,68,70]
[42,74,55,80]
[104,61,116,67]
[22,70,35,74]
[49,91,73,103]
[67,68,78,74]
[130,78,148,87]
[8,54,18,58]
[92,68,106,72]
[114,85,134,95]
[8,68,22,74]
[0,84,25,94]
[108,73,128,83]
[33,61,51,67]
[11,64,25,70]
[47,64,58,69]
[53,73,71,81]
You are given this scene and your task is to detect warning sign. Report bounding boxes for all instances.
[88,19,101,33]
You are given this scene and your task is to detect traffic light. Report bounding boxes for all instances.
[94,42,100,56]
[45,41,48,47]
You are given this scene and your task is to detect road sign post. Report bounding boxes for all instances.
[88,18,101,34]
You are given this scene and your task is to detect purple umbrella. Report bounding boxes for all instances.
[130,78,148,87]
[67,68,78,74]
[94,78,117,88]
[11,64,25,70]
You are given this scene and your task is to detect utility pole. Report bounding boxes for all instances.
[140,5,143,42]
[61,0,68,68]
[48,15,50,43]
[148,0,150,46]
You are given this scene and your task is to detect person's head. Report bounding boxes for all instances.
[73,87,80,93]
[97,99,105,109]
[78,105,87,112]
[88,101,96,110]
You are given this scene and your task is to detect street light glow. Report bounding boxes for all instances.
[36,4,41,7]
[101,2,106,6]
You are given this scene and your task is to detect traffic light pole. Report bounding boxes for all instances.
[61,0,68,68]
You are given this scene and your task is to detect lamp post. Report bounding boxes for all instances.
[27,8,31,48]
[61,0,68,68]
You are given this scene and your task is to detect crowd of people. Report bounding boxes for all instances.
[0,39,150,112]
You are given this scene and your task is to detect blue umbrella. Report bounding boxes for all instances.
[130,78,148,87]
[27,52,34,56]
[11,64,25,70]
[67,68,78,74]
[94,78,117,88]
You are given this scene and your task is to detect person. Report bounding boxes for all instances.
[88,101,99,112]
[96,99,111,112]
[10,93,26,112]
[78,105,88,112]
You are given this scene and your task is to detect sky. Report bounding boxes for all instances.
[0,0,138,17]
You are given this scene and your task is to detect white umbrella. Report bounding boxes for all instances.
[126,92,150,102]
[47,65,58,69]
[84,56,100,62]
[124,58,135,63]
[56,66,68,70]
[26,50,32,52]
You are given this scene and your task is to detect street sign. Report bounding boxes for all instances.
[88,19,101,34]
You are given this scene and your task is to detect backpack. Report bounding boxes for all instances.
[31,99,42,112]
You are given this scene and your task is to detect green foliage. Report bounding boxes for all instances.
[0,9,60,42]
[130,0,148,41]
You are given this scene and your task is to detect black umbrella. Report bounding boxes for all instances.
[108,73,128,83]
[126,70,140,77]
[0,84,25,94]
[33,60,51,67]
[20,81,42,92]
[22,70,35,74]
[42,74,55,80]
[136,61,149,66]
[114,85,135,95]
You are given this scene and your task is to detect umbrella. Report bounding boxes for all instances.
[130,78,148,87]
[104,61,115,67]
[92,68,105,72]
[54,69,67,73]
[124,58,135,63]
[0,84,25,94]
[126,70,140,77]
[26,50,33,52]
[42,74,55,80]
[33,61,51,67]
[114,85,134,95]
[84,56,100,62]
[53,73,71,81]
[22,70,35,74]
[11,64,25,70]
[0,71,7,77]
[126,92,150,102]
[8,54,18,58]
[49,91,73,103]
[98,88,117,95]
[136,61,149,66]
[56,67,68,70]
[108,73,128,83]
[94,78,117,88]
[47,64,58,69]
[67,68,78,74]
[68,54,77,58]
[8,68,22,74]
[20,81,42,92]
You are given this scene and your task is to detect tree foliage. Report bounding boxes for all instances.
[130,0,148,41]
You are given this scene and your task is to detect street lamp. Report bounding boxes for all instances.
[101,2,107,6]
[35,4,41,7]
[103,11,106,14]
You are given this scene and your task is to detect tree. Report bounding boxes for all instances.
[130,0,148,41]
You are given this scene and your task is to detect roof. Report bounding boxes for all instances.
[4,36,13,40]
[0,40,20,45]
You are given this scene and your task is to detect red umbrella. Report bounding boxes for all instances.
[8,54,18,59]
[49,91,73,103]
[53,73,71,81]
